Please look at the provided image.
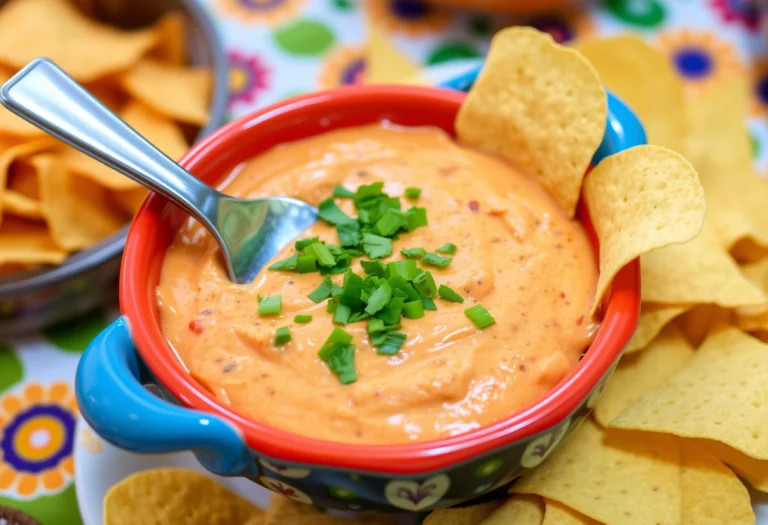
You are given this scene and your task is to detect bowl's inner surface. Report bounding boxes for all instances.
[122,86,639,472]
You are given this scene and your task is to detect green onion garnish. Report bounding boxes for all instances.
[268,253,299,271]
[318,198,354,225]
[465,304,495,328]
[438,285,464,303]
[258,295,282,315]
[422,253,453,268]
[403,207,428,231]
[303,243,336,268]
[367,318,386,334]
[326,299,338,313]
[295,237,319,250]
[308,276,333,303]
[365,281,392,315]
[323,343,357,384]
[400,247,426,259]
[374,209,405,237]
[294,314,313,323]
[387,260,419,281]
[332,185,355,198]
[337,221,361,247]
[274,327,291,345]
[436,243,457,255]
[377,332,406,355]
[333,303,351,325]
[412,270,437,298]
[362,233,393,259]
[361,259,386,277]
[340,270,364,310]
[421,297,437,311]
[405,187,421,199]
[378,296,404,325]
[319,327,353,357]
[296,255,317,274]
[402,300,425,319]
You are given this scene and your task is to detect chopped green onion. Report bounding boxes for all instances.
[438,284,464,303]
[421,297,437,311]
[347,311,370,323]
[296,255,317,274]
[318,198,354,225]
[371,332,388,346]
[365,281,392,315]
[361,259,386,277]
[337,221,361,247]
[268,253,299,271]
[333,303,351,325]
[326,244,344,256]
[331,284,344,298]
[412,270,437,298]
[378,297,404,325]
[403,207,428,231]
[436,242,457,255]
[303,243,336,268]
[400,247,426,259]
[405,187,421,200]
[326,299,338,313]
[319,253,352,275]
[422,253,453,268]
[402,300,425,319]
[295,237,319,250]
[353,182,384,208]
[367,318,386,334]
[362,233,393,259]
[323,343,357,384]
[308,276,333,303]
[388,276,420,301]
[294,314,313,323]
[465,304,495,329]
[340,270,364,310]
[274,326,291,345]
[258,295,282,315]
[374,209,405,237]
[387,260,419,281]
[318,327,353,360]
[344,247,365,257]
[377,332,406,355]
[332,185,355,198]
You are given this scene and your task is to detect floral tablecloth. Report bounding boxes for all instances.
[0,0,764,523]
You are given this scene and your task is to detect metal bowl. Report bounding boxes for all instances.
[0,0,228,335]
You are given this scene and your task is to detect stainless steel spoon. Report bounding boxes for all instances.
[0,58,317,284]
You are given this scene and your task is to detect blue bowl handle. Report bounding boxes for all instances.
[438,65,647,158]
[75,317,253,476]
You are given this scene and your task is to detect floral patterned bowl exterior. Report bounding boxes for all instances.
[75,72,643,513]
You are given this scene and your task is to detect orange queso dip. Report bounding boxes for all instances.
[157,123,598,445]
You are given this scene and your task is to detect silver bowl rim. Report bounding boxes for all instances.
[0,0,229,297]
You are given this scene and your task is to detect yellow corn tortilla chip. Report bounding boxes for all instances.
[8,160,39,199]
[640,218,767,307]
[584,145,705,314]
[264,495,393,525]
[0,138,58,224]
[512,419,681,525]
[2,191,41,219]
[456,27,606,218]
[625,303,689,354]
[84,78,129,114]
[612,327,768,460]
[149,12,186,66]
[0,216,66,266]
[734,258,768,330]
[0,68,46,138]
[0,0,157,82]
[34,154,125,251]
[111,188,149,217]
[61,102,188,190]
[680,442,754,524]
[424,501,501,525]
[574,35,686,153]
[365,23,426,85]
[674,304,733,348]
[121,59,211,126]
[594,326,694,427]
[478,495,544,525]
[103,468,263,525]
[542,500,599,525]
[701,439,768,493]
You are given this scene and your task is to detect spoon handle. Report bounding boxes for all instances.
[0,58,218,225]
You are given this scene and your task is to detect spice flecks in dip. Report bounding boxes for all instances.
[157,123,598,444]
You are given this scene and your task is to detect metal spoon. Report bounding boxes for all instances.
[0,58,317,284]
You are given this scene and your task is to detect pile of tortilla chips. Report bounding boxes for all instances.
[0,0,211,275]
[422,30,766,525]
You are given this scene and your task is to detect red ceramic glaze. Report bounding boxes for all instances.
[120,85,640,475]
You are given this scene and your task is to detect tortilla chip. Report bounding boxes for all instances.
[575,35,686,153]
[149,12,186,66]
[583,145,705,313]
[121,59,211,125]
[0,138,58,223]
[365,23,425,85]
[625,303,688,354]
[611,327,768,460]
[594,326,694,427]
[84,78,129,113]
[478,495,544,525]
[424,501,501,525]
[542,500,599,525]
[0,216,66,265]
[103,468,262,525]
[701,439,768,492]
[512,419,680,525]
[34,154,124,251]
[2,191,41,219]
[110,188,149,218]
[674,304,733,348]
[0,0,156,82]
[456,27,606,218]
[264,495,393,525]
[680,442,754,524]
[640,218,767,307]
[61,102,188,190]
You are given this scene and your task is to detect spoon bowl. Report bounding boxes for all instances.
[0,58,317,284]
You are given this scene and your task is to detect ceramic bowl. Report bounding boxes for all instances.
[75,75,643,513]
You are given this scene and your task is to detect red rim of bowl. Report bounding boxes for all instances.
[120,85,640,475]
